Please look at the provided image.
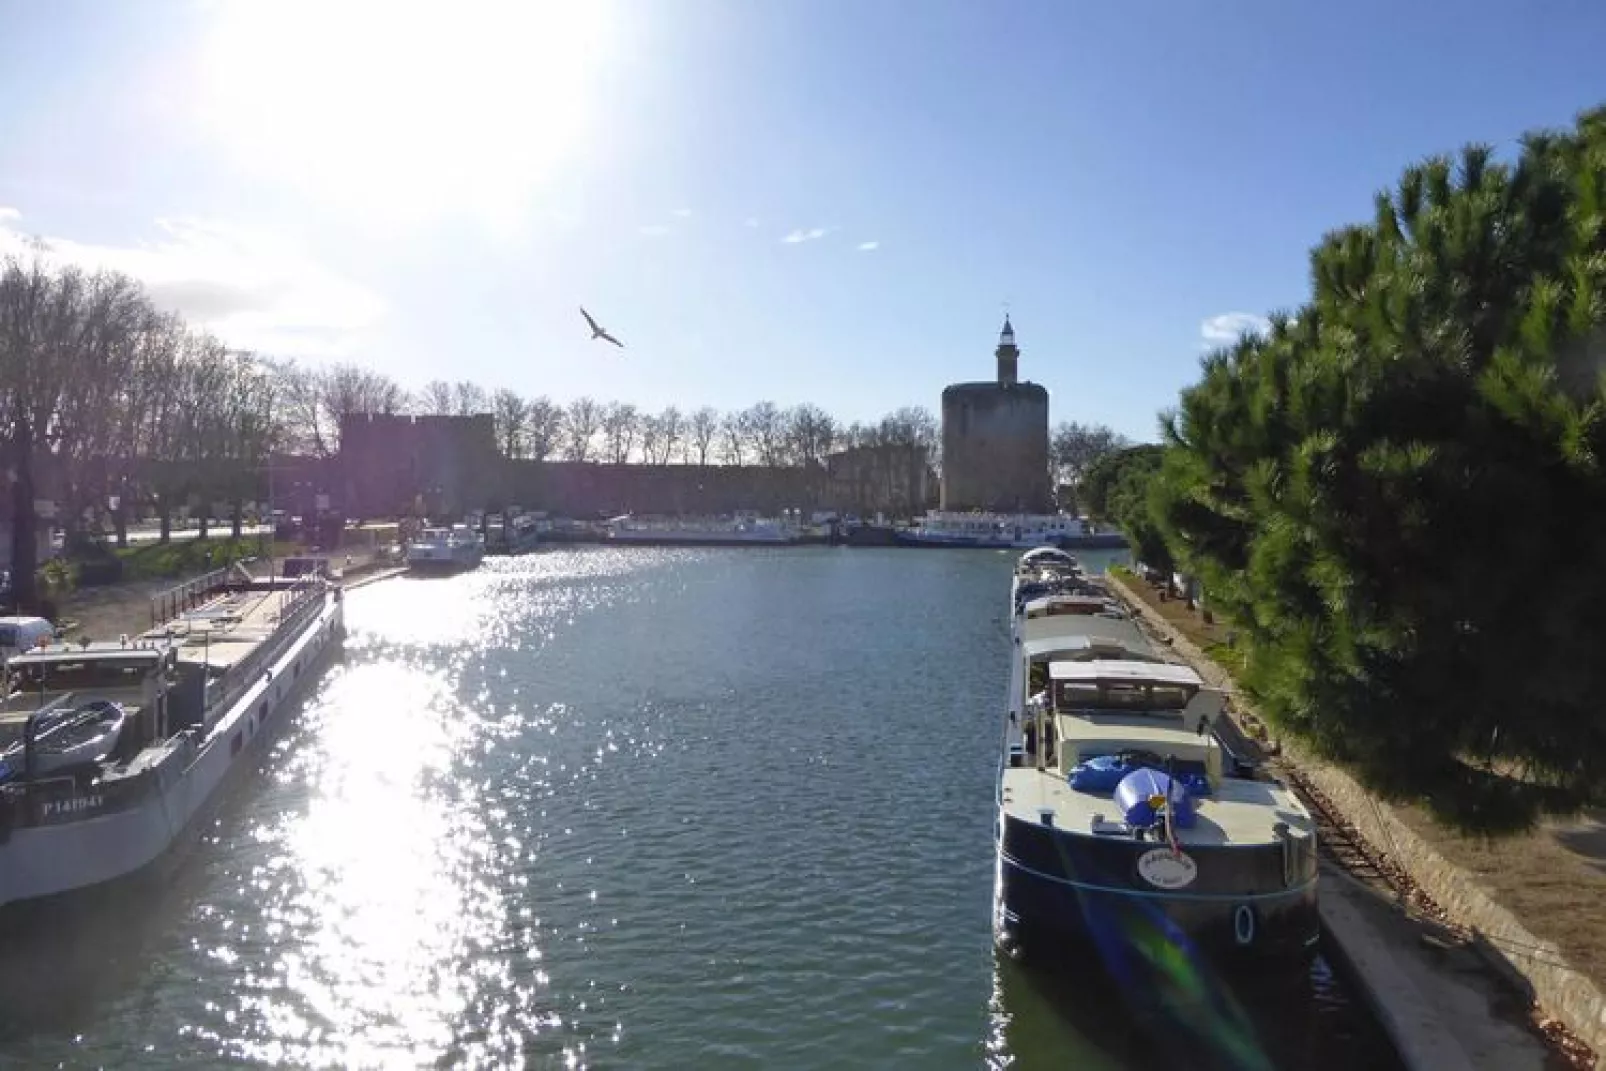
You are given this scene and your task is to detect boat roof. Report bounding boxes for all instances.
[4,643,170,667]
[1022,594,1109,615]
[1019,614,1152,659]
[1049,659,1203,686]
[1020,547,1075,564]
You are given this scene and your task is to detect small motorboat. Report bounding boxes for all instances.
[3,699,127,775]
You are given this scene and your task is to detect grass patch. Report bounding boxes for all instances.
[113,536,301,580]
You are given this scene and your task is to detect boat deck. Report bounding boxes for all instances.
[1000,764,1314,846]
[146,584,309,672]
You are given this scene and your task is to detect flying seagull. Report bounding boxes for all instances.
[580,306,624,348]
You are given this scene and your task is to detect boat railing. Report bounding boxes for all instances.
[273,576,326,630]
[149,565,240,630]
[199,580,329,721]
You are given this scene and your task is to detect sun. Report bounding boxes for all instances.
[201,0,612,228]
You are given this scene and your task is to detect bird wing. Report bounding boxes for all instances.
[598,330,624,349]
[580,306,601,333]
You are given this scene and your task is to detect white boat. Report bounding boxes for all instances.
[898,511,1128,550]
[406,524,486,572]
[994,550,1319,963]
[0,561,343,909]
[494,513,546,555]
[1010,547,1105,616]
[605,515,800,546]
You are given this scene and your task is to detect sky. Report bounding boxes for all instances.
[1,0,1604,443]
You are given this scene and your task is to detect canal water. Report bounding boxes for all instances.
[0,547,1401,1069]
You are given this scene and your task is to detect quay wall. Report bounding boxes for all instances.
[1104,572,1606,1062]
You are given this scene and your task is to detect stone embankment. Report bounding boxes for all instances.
[1105,571,1599,1071]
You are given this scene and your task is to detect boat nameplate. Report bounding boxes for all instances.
[1136,848,1198,890]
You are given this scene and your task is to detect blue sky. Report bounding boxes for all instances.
[2,0,1603,442]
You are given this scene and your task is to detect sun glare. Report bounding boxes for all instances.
[202,0,611,228]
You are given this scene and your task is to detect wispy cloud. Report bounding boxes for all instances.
[1200,312,1271,346]
[782,227,830,245]
[856,240,880,252]
[672,208,693,219]
[0,210,385,358]
[743,217,760,229]
[638,223,672,237]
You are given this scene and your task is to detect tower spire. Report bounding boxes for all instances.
[996,314,1019,385]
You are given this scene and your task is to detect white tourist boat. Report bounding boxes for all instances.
[994,550,1319,963]
[898,511,1127,550]
[406,524,486,573]
[0,561,344,909]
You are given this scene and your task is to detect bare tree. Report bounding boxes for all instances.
[453,380,488,417]
[526,396,563,462]
[744,401,785,466]
[784,403,836,467]
[687,406,719,465]
[418,379,455,416]
[561,397,601,461]
[49,271,152,546]
[652,406,684,464]
[318,363,408,455]
[0,256,147,609]
[269,358,331,457]
[638,412,662,466]
[600,401,639,464]
[491,388,530,457]
[1050,421,1128,489]
[718,410,750,465]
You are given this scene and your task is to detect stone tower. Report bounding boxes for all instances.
[939,317,1051,513]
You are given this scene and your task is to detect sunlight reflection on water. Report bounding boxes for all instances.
[185,551,661,1070]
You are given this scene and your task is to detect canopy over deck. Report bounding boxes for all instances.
[1048,660,1203,686]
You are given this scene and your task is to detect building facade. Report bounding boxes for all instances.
[939,317,1051,513]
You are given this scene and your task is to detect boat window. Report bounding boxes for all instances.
[1054,679,1196,712]
[1057,682,1101,707]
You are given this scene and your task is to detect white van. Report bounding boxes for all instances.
[0,616,55,664]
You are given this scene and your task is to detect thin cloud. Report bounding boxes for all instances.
[1200,312,1271,345]
[0,211,385,358]
[672,208,693,219]
[856,241,880,252]
[638,223,671,237]
[743,217,760,229]
[782,227,829,244]
[0,206,19,223]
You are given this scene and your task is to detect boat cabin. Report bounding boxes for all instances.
[1017,547,1079,572]
[1020,614,1166,695]
[1019,656,1227,788]
[0,617,54,664]
[0,642,178,763]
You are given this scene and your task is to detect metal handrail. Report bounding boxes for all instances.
[149,565,237,630]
